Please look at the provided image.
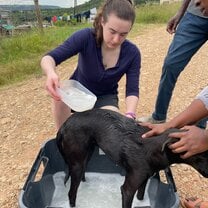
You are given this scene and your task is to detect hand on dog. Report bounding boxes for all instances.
[168,125,208,159]
[140,122,170,138]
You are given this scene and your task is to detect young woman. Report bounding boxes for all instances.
[41,0,141,130]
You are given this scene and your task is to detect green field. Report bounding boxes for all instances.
[0,2,180,87]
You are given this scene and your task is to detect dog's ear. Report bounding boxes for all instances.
[161,137,179,152]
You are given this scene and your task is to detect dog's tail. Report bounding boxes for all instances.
[56,130,70,184]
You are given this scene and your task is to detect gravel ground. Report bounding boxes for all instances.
[0,25,207,208]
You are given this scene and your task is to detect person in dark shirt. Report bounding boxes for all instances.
[41,0,141,130]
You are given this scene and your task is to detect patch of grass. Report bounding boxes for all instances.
[0,25,87,64]
[135,2,181,24]
[0,57,41,86]
[0,23,89,86]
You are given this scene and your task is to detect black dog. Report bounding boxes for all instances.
[56,108,208,208]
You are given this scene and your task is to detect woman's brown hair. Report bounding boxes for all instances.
[93,0,135,46]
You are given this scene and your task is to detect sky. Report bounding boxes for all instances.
[0,0,88,8]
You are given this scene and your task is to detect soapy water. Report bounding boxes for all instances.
[64,87,94,100]
[57,87,97,112]
[50,172,151,208]
[64,87,87,95]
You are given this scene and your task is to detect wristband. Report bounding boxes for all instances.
[125,112,136,119]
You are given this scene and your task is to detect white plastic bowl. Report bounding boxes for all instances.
[56,80,97,112]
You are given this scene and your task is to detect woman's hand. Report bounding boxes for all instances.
[168,125,208,159]
[45,71,61,101]
[41,55,61,100]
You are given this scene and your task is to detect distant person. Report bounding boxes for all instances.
[137,0,208,124]
[41,0,141,130]
[140,86,208,208]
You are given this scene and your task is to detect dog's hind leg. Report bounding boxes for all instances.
[82,145,95,182]
[68,147,93,207]
[68,160,86,207]
[121,170,143,208]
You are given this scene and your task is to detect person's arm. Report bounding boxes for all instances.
[125,45,141,119]
[141,98,208,158]
[40,55,60,100]
[168,86,208,128]
[167,88,208,158]
[141,86,208,158]
[40,30,87,100]
[142,99,208,138]
[125,95,139,119]
[166,0,191,34]
[166,99,208,128]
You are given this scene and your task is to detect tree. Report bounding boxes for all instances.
[34,0,43,32]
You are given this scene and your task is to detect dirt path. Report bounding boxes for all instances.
[0,25,208,207]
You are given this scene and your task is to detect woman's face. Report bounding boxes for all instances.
[101,13,132,49]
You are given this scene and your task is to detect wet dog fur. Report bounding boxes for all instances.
[56,108,208,208]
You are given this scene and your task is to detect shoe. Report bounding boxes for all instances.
[181,197,208,208]
[136,115,166,124]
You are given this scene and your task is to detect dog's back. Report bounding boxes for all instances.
[57,109,149,163]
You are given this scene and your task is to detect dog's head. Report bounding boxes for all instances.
[162,137,208,178]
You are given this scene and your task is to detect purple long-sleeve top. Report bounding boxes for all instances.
[47,28,141,97]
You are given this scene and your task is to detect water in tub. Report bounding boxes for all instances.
[50,171,151,208]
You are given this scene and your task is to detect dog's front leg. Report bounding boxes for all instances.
[121,171,140,208]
